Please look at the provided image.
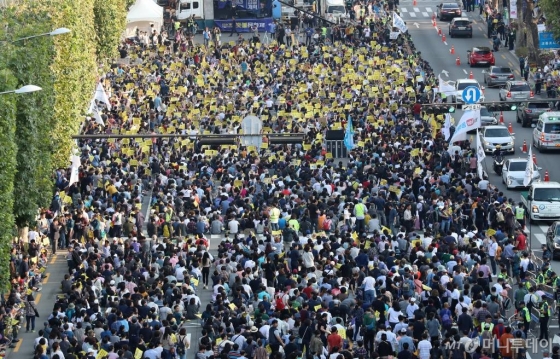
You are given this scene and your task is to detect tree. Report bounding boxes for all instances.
[0,67,19,290]
[94,0,128,62]
[539,0,560,41]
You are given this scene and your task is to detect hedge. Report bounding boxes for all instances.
[0,0,131,288]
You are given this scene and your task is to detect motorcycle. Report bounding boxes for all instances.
[493,155,504,175]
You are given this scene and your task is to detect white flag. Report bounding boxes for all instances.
[438,75,456,96]
[92,109,105,126]
[477,160,484,179]
[94,83,112,110]
[449,110,481,144]
[442,113,452,140]
[69,155,81,187]
[392,12,408,33]
[476,129,486,163]
[523,146,534,186]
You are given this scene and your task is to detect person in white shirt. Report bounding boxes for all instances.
[406,298,419,320]
[374,325,399,351]
[488,236,499,276]
[259,323,270,340]
[417,333,433,359]
[362,276,376,304]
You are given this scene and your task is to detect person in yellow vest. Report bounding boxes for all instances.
[518,302,531,337]
[515,202,525,230]
[288,214,300,234]
[269,204,281,231]
[539,298,550,341]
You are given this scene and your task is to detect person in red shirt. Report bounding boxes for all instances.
[412,100,422,121]
[514,229,527,251]
[327,327,343,352]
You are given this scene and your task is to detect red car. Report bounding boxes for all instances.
[467,46,495,67]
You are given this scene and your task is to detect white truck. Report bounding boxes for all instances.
[318,0,347,22]
[520,181,560,222]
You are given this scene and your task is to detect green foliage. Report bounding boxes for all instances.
[539,0,560,42]
[0,68,19,290]
[94,0,128,62]
[40,0,99,167]
[6,12,56,227]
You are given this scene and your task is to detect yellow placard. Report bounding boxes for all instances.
[134,348,143,359]
[97,349,108,359]
[314,305,322,311]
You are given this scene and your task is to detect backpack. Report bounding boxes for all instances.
[451,346,464,359]
[528,261,535,271]
[502,297,511,310]
[441,310,452,326]
[323,219,332,231]
[496,211,505,222]
[177,335,186,355]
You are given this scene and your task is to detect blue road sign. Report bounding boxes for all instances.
[462,86,482,104]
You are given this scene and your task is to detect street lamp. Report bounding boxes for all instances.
[9,27,71,42]
[0,85,43,96]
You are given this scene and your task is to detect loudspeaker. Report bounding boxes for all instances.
[325,130,344,140]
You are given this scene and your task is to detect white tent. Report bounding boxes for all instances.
[125,0,164,38]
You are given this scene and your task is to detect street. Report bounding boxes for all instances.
[407,3,560,357]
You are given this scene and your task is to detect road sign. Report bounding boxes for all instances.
[462,86,482,104]
[463,104,481,110]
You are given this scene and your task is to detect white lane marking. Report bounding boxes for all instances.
[425,7,432,12]
[463,69,468,74]
[413,7,420,11]
[422,11,429,16]
[401,7,408,12]
[443,41,448,45]
[533,233,547,246]
[409,12,417,17]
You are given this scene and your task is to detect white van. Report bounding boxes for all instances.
[176,0,204,22]
[533,111,560,152]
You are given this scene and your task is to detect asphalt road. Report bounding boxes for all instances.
[407,4,560,357]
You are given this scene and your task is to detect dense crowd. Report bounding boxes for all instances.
[4,2,560,359]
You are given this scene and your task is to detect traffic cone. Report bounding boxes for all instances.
[533,154,537,165]
[545,170,550,182]
[499,112,504,124]
[413,0,417,5]
[469,71,474,79]
[438,27,442,36]
[450,45,455,55]
[442,33,446,42]
[508,122,513,133]
[456,56,461,66]
[432,13,436,21]
[522,140,527,153]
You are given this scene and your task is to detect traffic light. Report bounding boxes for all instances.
[424,104,456,114]
[484,102,521,111]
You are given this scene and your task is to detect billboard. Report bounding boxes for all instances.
[539,32,560,49]
[214,18,273,32]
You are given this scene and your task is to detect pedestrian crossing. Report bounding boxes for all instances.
[530,224,550,247]
[399,6,435,18]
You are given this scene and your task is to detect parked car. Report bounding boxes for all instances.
[501,158,541,189]
[449,17,472,37]
[437,2,462,20]
[480,106,498,126]
[499,81,533,101]
[517,101,554,127]
[483,66,515,87]
[450,78,486,104]
[546,221,560,259]
[467,46,495,67]
[479,125,515,154]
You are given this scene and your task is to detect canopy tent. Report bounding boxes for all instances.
[125,0,164,38]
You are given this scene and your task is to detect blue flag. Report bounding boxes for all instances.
[344,116,354,150]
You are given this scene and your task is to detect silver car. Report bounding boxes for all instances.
[483,66,515,87]
[501,158,542,189]
[499,81,533,101]
[480,106,498,126]
[479,125,515,154]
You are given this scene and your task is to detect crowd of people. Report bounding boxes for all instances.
[4,2,560,359]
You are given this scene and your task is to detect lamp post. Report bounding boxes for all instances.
[0,85,42,96]
[2,27,71,43]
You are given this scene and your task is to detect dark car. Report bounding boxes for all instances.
[449,17,472,37]
[517,101,554,127]
[483,66,514,87]
[546,221,560,259]
[437,3,462,20]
